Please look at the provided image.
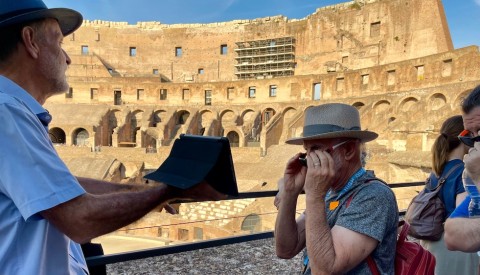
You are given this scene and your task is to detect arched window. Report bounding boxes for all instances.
[177,111,190,125]
[49,127,66,144]
[241,214,261,232]
[227,131,239,147]
[73,128,89,146]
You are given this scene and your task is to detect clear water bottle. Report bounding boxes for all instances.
[462,169,480,218]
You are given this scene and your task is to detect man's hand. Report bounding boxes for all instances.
[283,153,307,197]
[464,142,480,184]
[171,181,228,201]
[303,149,335,196]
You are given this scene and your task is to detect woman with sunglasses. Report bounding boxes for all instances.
[420,115,479,275]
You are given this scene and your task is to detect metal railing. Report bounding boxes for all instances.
[86,181,423,267]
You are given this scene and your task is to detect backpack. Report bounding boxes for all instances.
[404,163,462,241]
[367,221,436,275]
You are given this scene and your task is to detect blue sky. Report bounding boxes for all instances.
[44,0,479,49]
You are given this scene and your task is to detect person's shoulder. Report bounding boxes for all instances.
[360,171,390,189]
[0,91,24,107]
[349,176,398,215]
[362,179,392,192]
[357,176,396,200]
[441,159,463,175]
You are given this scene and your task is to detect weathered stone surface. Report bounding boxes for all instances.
[107,238,302,275]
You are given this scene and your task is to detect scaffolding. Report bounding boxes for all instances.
[235,37,296,80]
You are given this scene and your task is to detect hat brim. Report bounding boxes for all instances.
[0,8,83,36]
[285,130,378,145]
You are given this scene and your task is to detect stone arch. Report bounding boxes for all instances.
[199,109,215,127]
[282,107,296,116]
[241,214,261,232]
[241,109,261,143]
[152,110,167,127]
[226,131,240,147]
[72,128,89,146]
[453,89,472,111]
[107,109,123,147]
[281,107,299,141]
[110,108,126,125]
[373,100,390,115]
[242,109,256,123]
[130,110,144,144]
[428,93,447,111]
[399,97,419,112]
[109,109,121,128]
[282,107,297,122]
[262,107,276,125]
[220,109,236,128]
[198,109,216,135]
[49,127,66,144]
[352,101,365,110]
[176,110,190,125]
[132,110,144,126]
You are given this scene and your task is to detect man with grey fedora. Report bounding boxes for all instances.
[0,1,225,274]
[275,103,398,274]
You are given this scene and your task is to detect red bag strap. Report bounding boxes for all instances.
[367,221,408,274]
[346,176,391,275]
[346,193,354,207]
[397,220,409,245]
[366,255,380,275]
[346,188,381,275]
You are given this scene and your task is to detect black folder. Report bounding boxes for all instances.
[144,134,239,197]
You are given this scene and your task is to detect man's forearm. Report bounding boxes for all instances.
[305,194,336,274]
[445,217,480,252]
[77,177,148,194]
[275,194,304,258]
[42,184,175,244]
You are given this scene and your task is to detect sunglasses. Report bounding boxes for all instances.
[298,140,350,167]
[458,130,480,147]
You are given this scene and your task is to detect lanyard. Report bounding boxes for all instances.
[327,168,366,200]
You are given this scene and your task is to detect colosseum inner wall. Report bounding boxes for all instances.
[40,0,480,244]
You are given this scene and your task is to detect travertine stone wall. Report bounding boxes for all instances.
[47,0,480,192]
[47,46,480,158]
[61,0,452,82]
[42,0,480,243]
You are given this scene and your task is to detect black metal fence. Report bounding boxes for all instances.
[86,181,423,267]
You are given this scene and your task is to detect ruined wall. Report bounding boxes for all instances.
[47,46,480,156]
[61,0,452,82]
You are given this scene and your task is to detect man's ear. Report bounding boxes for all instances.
[343,141,357,161]
[21,26,40,59]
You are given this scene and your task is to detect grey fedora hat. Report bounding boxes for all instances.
[0,0,82,36]
[286,103,378,145]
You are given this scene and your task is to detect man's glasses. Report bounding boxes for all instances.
[458,130,480,147]
[298,140,350,166]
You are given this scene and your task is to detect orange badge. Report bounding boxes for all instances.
[329,201,339,210]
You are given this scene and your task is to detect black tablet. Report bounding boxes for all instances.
[144,134,239,197]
